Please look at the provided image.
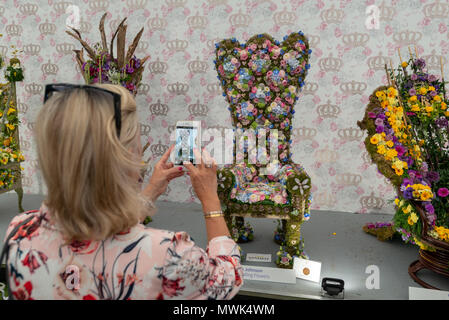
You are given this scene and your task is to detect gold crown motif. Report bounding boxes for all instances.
[39,19,57,35]
[135,40,149,54]
[149,99,169,116]
[367,52,390,71]
[340,80,367,95]
[27,121,36,131]
[109,17,124,33]
[379,1,396,21]
[167,82,189,95]
[167,124,176,134]
[41,59,59,76]
[320,5,344,24]
[317,100,341,118]
[126,0,148,10]
[150,140,169,157]
[16,99,29,114]
[6,21,23,37]
[79,18,92,34]
[206,124,229,137]
[308,35,320,49]
[206,82,221,96]
[393,30,422,46]
[137,83,150,95]
[422,49,447,70]
[56,42,75,55]
[292,127,317,140]
[29,159,39,170]
[338,127,364,141]
[89,0,109,12]
[208,0,228,6]
[361,151,372,164]
[0,45,8,57]
[188,100,209,116]
[336,173,362,186]
[315,148,338,163]
[342,32,369,48]
[25,83,43,96]
[22,176,32,187]
[188,56,208,73]
[318,53,342,72]
[207,38,222,51]
[423,0,449,19]
[147,14,168,31]
[273,7,296,26]
[187,12,208,29]
[314,191,336,207]
[166,0,187,8]
[53,1,71,15]
[166,39,189,52]
[21,140,31,151]
[301,82,318,95]
[360,192,385,209]
[19,3,38,15]
[229,9,252,28]
[23,43,41,56]
[148,58,168,74]
[140,122,151,136]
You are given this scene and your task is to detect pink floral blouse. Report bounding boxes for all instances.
[3,204,243,300]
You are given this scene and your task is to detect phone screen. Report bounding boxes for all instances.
[175,126,198,165]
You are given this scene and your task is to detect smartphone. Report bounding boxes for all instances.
[174,121,201,165]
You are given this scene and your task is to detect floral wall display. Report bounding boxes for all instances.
[2,0,449,215]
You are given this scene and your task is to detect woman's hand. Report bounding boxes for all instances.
[183,149,221,212]
[142,145,184,202]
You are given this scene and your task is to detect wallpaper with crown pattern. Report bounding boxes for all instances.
[2,0,449,215]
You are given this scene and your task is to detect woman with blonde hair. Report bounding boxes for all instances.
[2,83,242,300]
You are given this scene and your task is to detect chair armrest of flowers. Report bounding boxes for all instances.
[286,170,312,220]
[217,167,235,201]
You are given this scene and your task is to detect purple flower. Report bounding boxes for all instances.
[437,188,449,197]
[421,162,428,172]
[375,118,384,126]
[408,88,416,96]
[425,203,435,214]
[425,171,440,183]
[378,113,386,120]
[403,187,414,200]
[435,117,449,128]
[368,112,376,119]
[428,74,437,82]
[430,90,437,97]
[411,74,418,81]
[376,125,384,133]
[415,58,426,69]
[395,145,406,157]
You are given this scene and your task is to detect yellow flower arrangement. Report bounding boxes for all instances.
[433,226,449,242]
[407,212,418,225]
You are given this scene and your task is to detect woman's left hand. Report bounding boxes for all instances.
[142,145,184,201]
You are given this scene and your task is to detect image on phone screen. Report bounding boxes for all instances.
[175,126,198,165]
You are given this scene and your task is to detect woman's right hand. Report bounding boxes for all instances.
[183,149,220,209]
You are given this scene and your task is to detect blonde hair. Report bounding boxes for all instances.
[35,84,144,241]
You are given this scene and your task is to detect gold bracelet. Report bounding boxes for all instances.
[204,210,224,218]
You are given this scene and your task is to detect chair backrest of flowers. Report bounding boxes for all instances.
[214,32,311,176]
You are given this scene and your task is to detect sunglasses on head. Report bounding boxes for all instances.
[44,83,122,138]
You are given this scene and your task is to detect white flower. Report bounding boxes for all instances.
[291,177,310,195]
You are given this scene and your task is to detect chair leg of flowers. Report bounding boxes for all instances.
[15,186,24,213]
[274,219,287,245]
[229,216,254,243]
[276,218,306,269]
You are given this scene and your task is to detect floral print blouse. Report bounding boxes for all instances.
[3,204,243,300]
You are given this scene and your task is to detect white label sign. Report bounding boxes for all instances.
[246,253,272,263]
[293,257,322,283]
[242,265,296,284]
[409,287,449,300]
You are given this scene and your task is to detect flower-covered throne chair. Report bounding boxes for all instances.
[214,32,313,268]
